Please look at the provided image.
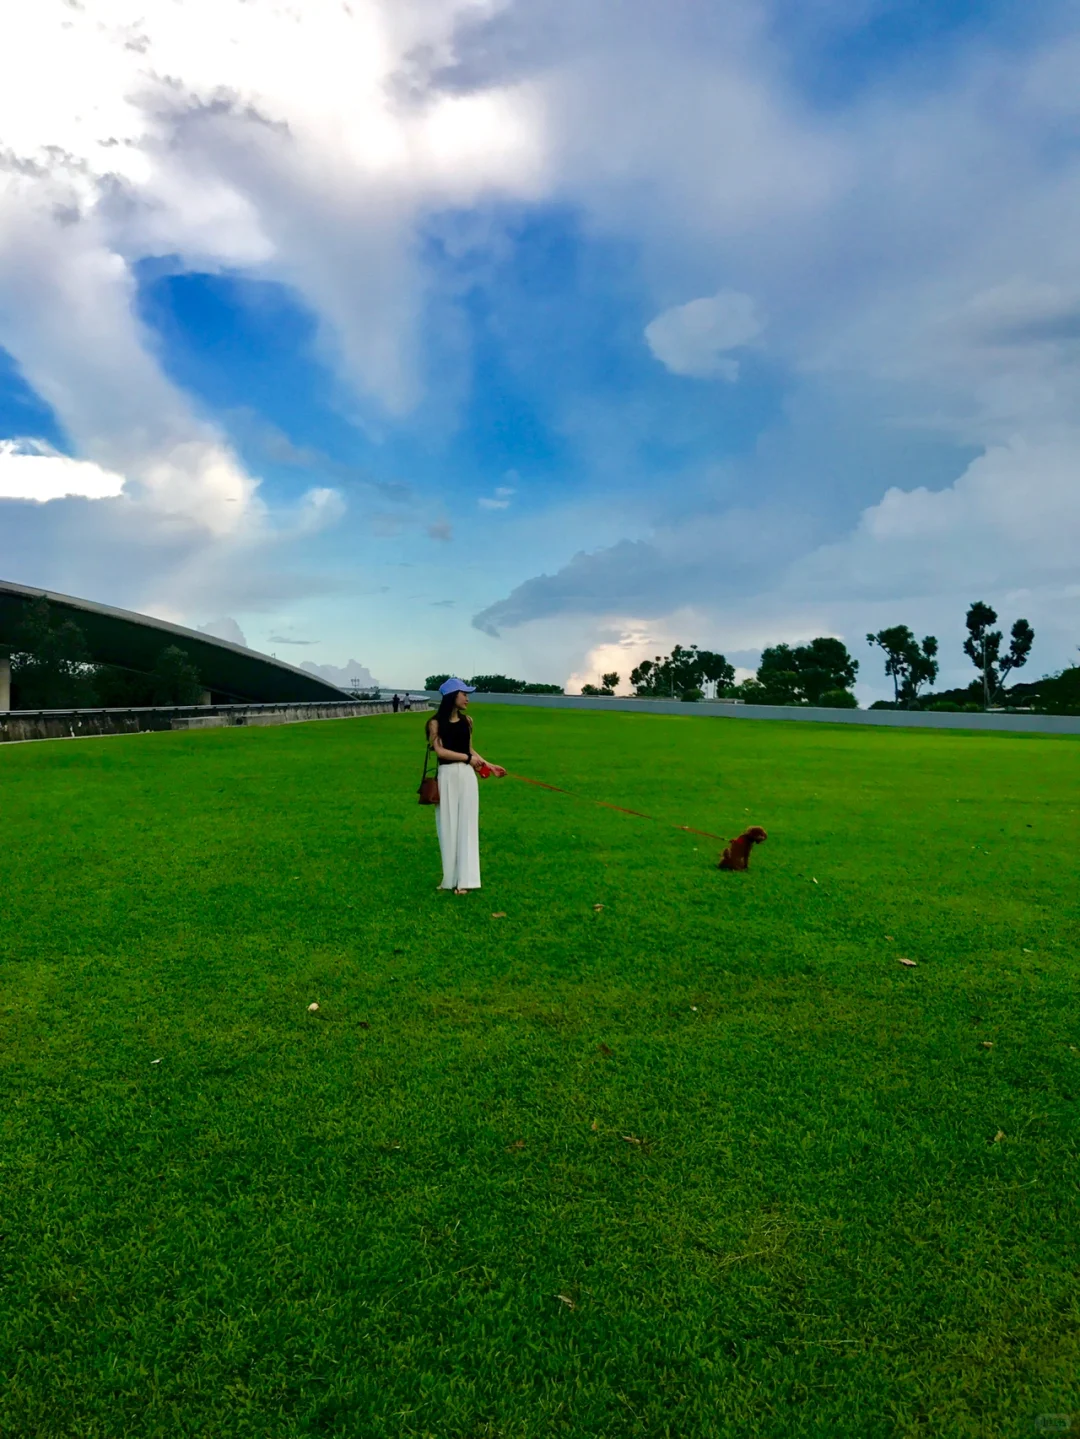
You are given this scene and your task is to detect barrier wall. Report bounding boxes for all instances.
[0,699,429,744]
[464,692,1080,736]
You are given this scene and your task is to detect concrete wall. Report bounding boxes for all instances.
[0,699,429,745]
[465,691,1080,736]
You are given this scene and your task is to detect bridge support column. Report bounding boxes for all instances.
[0,656,10,712]
[199,689,212,706]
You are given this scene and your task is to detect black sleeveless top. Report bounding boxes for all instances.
[434,713,472,765]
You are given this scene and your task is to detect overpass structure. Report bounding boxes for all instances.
[0,578,350,707]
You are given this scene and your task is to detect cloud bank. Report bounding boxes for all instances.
[1,0,1078,692]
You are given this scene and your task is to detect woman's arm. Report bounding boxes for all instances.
[464,719,506,775]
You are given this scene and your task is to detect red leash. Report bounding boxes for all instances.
[504,771,727,843]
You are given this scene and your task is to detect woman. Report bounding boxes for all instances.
[425,678,505,894]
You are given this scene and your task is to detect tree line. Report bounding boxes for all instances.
[3,598,204,709]
[425,673,564,695]
[624,637,860,706]
[587,603,1077,714]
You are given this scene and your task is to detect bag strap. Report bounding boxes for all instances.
[421,721,436,783]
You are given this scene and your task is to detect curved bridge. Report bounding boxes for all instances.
[0,579,350,705]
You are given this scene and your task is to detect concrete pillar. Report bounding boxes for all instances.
[199,689,212,706]
[0,655,10,712]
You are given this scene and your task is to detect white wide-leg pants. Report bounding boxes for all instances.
[435,762,481,890]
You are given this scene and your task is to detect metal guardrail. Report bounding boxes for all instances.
[0,698,425,719]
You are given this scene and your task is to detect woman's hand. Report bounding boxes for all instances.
[491,765,507,778]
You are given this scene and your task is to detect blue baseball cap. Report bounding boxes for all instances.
[438,677,476,695]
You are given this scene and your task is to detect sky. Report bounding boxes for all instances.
[1,0,1078,701]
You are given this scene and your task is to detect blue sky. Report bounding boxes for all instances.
[0,0,1078,699]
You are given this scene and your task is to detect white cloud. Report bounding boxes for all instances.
[644,290,763,379]
[790,433,1080,601]
[197,616,248,647]
[4,0,1080,682]
[0,0,542,623]
[479,484,514,509]
[0,440,125,502]
[301,658,380,690]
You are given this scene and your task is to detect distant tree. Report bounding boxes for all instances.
[795,637,858,704]
[734,677,771,703]
[963,602,1001,709]
[964,603,1034,706]
[10,597,97,708]
[995,618,1034,700]
[629,644,732,700]
[630,657,662,696]
[697,650,735,698]
[150,647,203,706]
[93,664,155,707]
[667,644,706,699]
[425,674,451,691]
[867,625,939,705]
[756,637,858,706]
[906,634,940,703]
[468,674,525,694]
[819,688,859,709]
[755,645,804,705]
[582,672,622,697]
[521,683,564,695]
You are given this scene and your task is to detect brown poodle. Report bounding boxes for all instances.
[718,826,768,871]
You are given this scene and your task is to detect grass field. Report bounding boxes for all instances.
[1,706,1078,1439]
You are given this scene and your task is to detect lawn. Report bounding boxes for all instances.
[1,706,1078,1439]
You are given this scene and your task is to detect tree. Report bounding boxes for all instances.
[756,637,858,705]
[149,647,203,705]
[522,683,564,694]
[630,657,662,695]
[756,644,805,705]
[93,664,155,707]
[583,672,619,697]
[698,650,735,698]
[629,644,733,700]
[867,625,939,705]
[819,688,859,709]
[425,674,451,691]
[795,637,858,704]
[996,618,1034,699]
[468,674,525,694]
[963,602,1001,709]
[964,603,1034,706]
[906,634,940,702]
[10,597,97,708]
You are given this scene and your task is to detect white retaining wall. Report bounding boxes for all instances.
[464,692,1080,736]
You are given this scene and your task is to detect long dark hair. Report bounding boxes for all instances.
[427,690,469,736]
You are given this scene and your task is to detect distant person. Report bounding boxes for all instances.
[404,696,412,711]
[392,693,400,713]
[425,678,505,893]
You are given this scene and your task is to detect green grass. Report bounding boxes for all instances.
[1,706,1078,1439]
